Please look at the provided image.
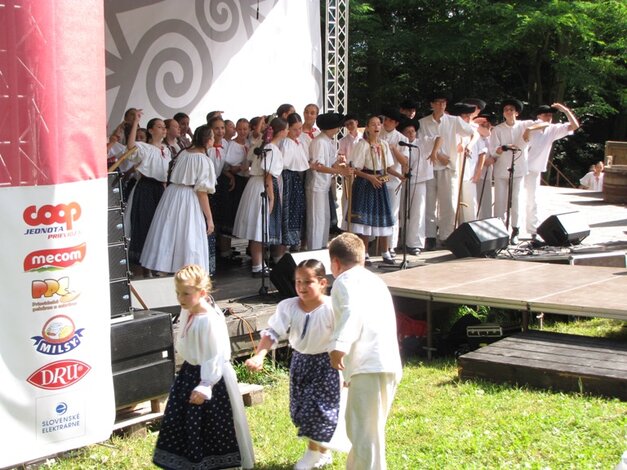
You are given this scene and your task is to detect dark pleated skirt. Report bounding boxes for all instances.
[153,362,241,470]
[268,177,282,246]
[129,176,164,264]
[281,170,306,246]
[289,351,340,443]
[349,175,394,227]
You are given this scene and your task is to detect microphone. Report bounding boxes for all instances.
[254,146,272,156]
[501,145,519,152]
[399,141,418,149]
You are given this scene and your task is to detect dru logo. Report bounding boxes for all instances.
[23,202,82,230]
[27,360,91,390]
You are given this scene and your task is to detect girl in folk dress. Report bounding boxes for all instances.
[246,259,348,470]
[233,118,288,276]
[164,118,182,157]
[153,265,254,470]
[349,115,405,264]
[125,111,172,273]
[140,125,216,275]
[278,113,309,255]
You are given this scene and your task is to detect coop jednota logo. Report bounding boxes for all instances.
[27,360,91,390]
[23,202,82,232]
[23,243,86,272]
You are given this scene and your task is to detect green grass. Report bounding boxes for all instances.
[39,318,626,469]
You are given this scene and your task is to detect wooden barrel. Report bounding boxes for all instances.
[603,165,627,204]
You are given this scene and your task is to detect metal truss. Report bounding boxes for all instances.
[325,0,348,115]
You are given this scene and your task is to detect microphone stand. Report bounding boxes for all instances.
[379,144,420,270]
[504,147,520,231]
[258,147,271,296]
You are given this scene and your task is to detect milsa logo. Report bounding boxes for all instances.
[23,202,82,235]
[24,243,86,272]
[31,315,85,355]
[27,360,91,390]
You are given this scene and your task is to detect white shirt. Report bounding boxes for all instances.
[580,171,604,191]
[338,131,362,162]
[418,113,475,172]
[489,120,534,178]
[407,137,434,184]
[527,121,573,173]
[307,133,338,192]
[262,296,335,354]
[381,128,409,176]
[127,141,171,182]
[169,149,216,193]
[330,265,402,382]
[207,138,230,177]
[280,137,310,172]
[249,142,283,178]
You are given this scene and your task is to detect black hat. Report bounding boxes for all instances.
[396,117,420,132]
[501,98,524,113]
[535,105,558,115]
[462,98,487,111]
[316,112,346,130]
[473,113,494,126]
[343,113,359,123]
[381,106,404,123]
[429,90,451,103]
[449,102,476,116]
[400,98,417,110]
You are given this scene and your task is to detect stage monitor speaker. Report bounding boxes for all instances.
[110,310,174,409]
[270,249,332,299]
[447,218,509,258]
[108,172,122,210]
[537,212,590,246]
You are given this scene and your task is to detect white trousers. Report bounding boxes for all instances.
[425,169,457,240]
[494,176,523,229]
[402,182,427,249]
[386,178,402,249]
[346,373,398,470]
[459,180,478,224]
[306,189,330,250]
[524,171,541,234]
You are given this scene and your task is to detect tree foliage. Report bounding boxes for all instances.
[347,0,626,157]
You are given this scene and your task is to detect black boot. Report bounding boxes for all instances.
[424,237,436,251]
[510,227,520,245]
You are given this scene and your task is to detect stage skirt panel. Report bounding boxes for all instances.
[153,362,241,470]
[290,351,341,444]
[140,184,209,274]
[128,176,165,264]
[232,175,282,245]
[281,170,306,246]
[348,173,394,237]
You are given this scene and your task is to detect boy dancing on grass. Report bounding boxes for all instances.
[328,233,402,469]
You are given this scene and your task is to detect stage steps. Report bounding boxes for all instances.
[457,330,627,400]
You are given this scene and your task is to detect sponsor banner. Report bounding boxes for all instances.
[0,179,115,468]
[105,0,322,133]
[1,180,115,465]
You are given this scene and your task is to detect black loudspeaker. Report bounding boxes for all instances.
[270,249,333,299]
[537,212,590,246]
[447,218,510,258]
[108,172,122,210]
[110,278,132,318]
[110,310,174,409]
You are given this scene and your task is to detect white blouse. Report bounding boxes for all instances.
[262,296,335,355]
[169,149,216,194]
[127,141,171,182]
[350,139,394,172]
[249,142,283,178]
[307,133,338,192]
[280,137,310,172]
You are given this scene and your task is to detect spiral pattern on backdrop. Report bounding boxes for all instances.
[105,0,279,124]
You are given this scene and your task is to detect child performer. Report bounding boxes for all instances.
[153,265,254,469]
[301,103,320,145]
[125,111,171,274]
[306,112,353,251]
[279,113,309,255]
[398,118,433,254]
[140,125,216,275]
[233,117,288,276]
[328,233,402,470]
[246,259,348,469]
[348,115,405,265]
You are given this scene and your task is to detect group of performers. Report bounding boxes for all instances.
[107,95,580,277]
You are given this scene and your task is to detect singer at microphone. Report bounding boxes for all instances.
[254,146,272,156]
[399,141,419,149]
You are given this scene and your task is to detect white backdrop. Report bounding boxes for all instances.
[105,0,322,131]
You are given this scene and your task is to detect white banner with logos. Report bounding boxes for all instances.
[105,0,323,132]
[0,181,114,467]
